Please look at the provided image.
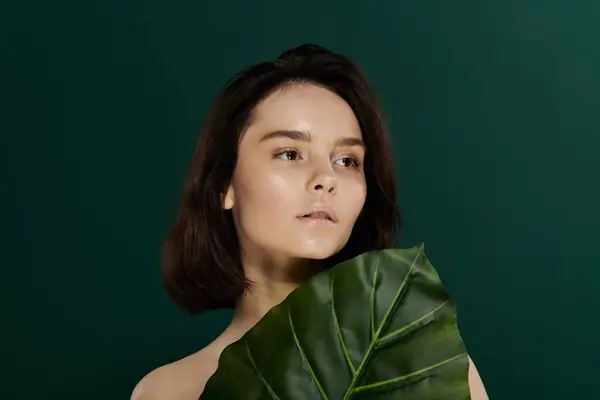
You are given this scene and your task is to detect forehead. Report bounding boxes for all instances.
[245,83,362,141]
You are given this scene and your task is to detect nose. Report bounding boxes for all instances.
[308,164,338,196]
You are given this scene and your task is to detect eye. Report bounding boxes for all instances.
[275,149,302,161]
[334,156,361,169]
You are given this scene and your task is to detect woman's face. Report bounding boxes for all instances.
[223,83,367,266]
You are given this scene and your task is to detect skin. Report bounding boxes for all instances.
[132,83,488,400]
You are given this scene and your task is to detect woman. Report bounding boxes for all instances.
[132,44,488,399]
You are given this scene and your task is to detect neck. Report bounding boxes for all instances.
[229,280,297,335]
[224,253,325,342]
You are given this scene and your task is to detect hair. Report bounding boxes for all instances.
[162,44,401,314]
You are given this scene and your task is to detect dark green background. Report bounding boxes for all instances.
[2,1,598,399]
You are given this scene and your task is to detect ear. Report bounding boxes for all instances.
[222,184,235,210]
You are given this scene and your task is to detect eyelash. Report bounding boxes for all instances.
[273,147,362,169]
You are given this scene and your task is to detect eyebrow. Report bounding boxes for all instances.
[259,129,365,149]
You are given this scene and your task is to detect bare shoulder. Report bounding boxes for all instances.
[130,346,220,400]
[130,341,486,399]
[468,356,489,400]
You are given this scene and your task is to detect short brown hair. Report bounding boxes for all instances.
[162,44,401,314]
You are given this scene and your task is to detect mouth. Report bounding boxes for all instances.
[296,208,338,224]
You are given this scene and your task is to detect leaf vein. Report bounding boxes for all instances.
[330,271,356,376]
[288,307,329,400]
[376,300,450,347]
[369,255,381,339]
[352,353,467,393]
[245,340,281,400]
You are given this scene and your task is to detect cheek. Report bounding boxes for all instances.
[343,179,367,222]
[234,168,296,221]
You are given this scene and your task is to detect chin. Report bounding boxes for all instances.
[292,242,345,261]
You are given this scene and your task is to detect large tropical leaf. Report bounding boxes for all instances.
[201,244,470,399]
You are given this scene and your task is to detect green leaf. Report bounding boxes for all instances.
[200,244,470,399]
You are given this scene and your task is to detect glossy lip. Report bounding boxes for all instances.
[296,206,339,223]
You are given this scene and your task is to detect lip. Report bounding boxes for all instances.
[296,206,339,224]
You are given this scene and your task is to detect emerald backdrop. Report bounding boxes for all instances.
[2,1,598,398]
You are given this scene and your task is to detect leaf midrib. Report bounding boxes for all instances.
[341,248,423,400]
